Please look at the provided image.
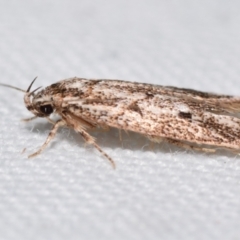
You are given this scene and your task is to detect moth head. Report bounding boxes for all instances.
[0,77,54,118]
[24,78,55,117]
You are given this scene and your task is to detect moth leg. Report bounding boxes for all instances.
[28,119,65,158]
[76,128,116,169]
[118,129,122,142]
[22,116,55,125]
[46,117,56,125]
[147,136,163,143]
[22,116,38,122]
[167,139,216,153]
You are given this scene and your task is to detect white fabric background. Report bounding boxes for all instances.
[0,0,240,239]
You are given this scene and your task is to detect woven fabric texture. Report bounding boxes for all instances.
[0,1,240,240]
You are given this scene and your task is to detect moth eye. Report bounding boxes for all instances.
[39,104,53,115]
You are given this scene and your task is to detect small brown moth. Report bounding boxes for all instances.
[1,77,240,167]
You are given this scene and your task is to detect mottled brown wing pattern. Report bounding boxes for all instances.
[2,77,240,167]
[57,79,240,150]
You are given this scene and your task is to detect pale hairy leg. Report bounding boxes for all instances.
[28,119,65,158]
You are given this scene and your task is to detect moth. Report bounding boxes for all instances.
[1,77,240,167]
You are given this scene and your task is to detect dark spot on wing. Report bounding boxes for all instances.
[146,92,154,98]
[178,111,192,119]
[128,102,143,116]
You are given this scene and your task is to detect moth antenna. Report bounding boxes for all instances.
[27,76,38,92]
[29,86,42,96]
[0,76,39,94]
[23,77,42,116]
[0,83,26,93]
